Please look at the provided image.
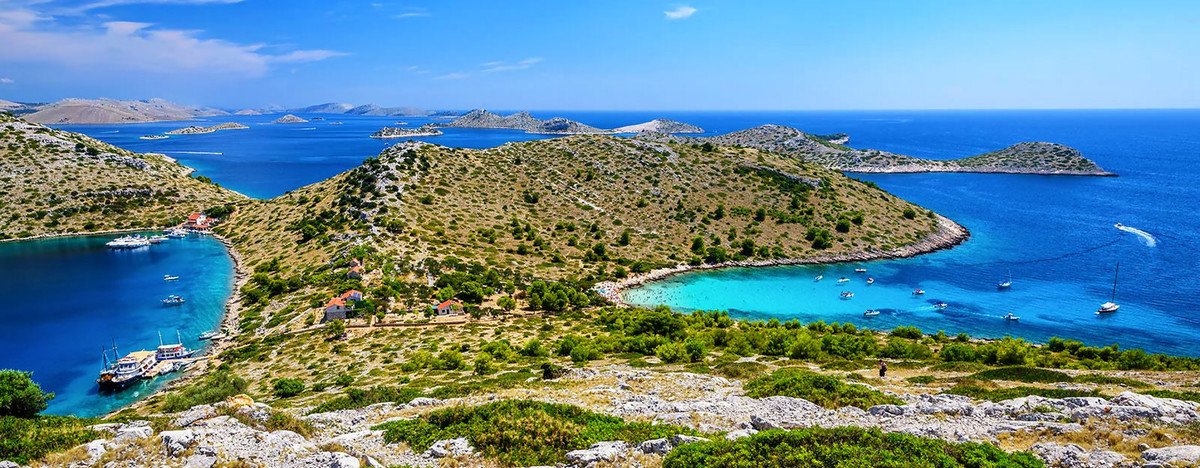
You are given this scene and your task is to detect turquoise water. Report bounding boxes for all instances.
[0,234,234,417]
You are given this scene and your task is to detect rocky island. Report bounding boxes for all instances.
[441,109,608,134]
[16,98,228,124]
[272,114,308,124]
[165,122,250,135]
[612,118,705,134]
[644,124,1115,176]
[369,124,443,139]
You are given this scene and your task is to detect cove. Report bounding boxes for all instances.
[0,233,235,417]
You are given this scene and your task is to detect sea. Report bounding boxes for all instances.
[3,109,1197,416]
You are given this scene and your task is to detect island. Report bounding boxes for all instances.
[164,122,250,135]
[612,118,705,134]
[642,124,1115,176]
[369,124,443,139]
[18,98,228,124]
[272,114,308,124]
[442,109,709,135]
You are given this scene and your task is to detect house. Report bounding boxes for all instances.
[183,212,217,231]
[347,258,363,279]
[323,290,364,321]
[435,299,464,316]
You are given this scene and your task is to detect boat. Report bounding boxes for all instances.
[998,269,1012,289]
[1097,262,1121,314]
[161,295,185,305]
[97,344,155,391]
[139,135,168,140]
[837,277,850,283]
[148,235,169,244]
[935,302,948,310]
[1004,313,1020,321]
[165,228,188,238]
[866,277,875,284]
[912,289,925,295]
[840,291,854,299]
[863,309,881,317]
[163,274,179,281]
[155,331,195,360]
[854,268,867,273]
[198,331,219,340]
[105,235,151,249]
[814,275,823,282]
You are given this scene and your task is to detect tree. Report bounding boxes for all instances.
[497,296,517,311]
[272,378,305,398]
[0,370,54,417]
[325,319,347,340]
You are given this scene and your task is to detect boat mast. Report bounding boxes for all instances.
[176,330,183,345]
[158,331,164,347]
[1111,262,1120,302]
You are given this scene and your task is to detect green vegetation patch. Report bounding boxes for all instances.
[375,400,694,466]
[946,383,1103,402]
[1072,374,1150,388]
[743,368,903,409]
[663,427,1043,468]
[161,369,248,412]
[309,385,424,414]
[969,366,1073,384]
[1144,389,1200,404]
[0,415,101,464]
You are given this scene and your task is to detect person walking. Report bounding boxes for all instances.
[878,360,887,379]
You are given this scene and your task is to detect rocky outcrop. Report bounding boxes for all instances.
[1031,442,1128,468]
[369,124,443,139]
[612,118,704,134]
[166,122,249,135]
[1142,445,1200,466]
[273,114,309,124]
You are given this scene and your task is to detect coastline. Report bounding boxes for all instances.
[594,214,970,305]
[841,166,1117,177]
[0,226,166,244]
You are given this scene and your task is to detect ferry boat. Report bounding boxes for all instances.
[1097,262,1121,314]
[863,309,881,317]
[161,295,185,305]
[97,346,155,391]
[156,331,195,360]
[106,235,151,249]
[1004,313,1020,322]
[163,274,179,281]
[840,291,854,299]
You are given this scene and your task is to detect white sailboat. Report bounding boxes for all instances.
[997,269,1012,289]
[1097,262,1121,314]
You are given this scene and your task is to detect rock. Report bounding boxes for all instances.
[635,438,673,455]
[236,402,273,423]
[294,451,361,468]
[89,423,122,433]
[161,429,196,456]
[407,397,442,407]
[114,424,154,442]
[566,441,629,465]
[0,462,21,468]
[173,404,217,427]
[725,429,758,441]
[183,453,217,468]
[225,394,255,408]
[749,414,781,430]
[1142,445,1200,465]
[424,437,474,458]
[1032,442,1127,468]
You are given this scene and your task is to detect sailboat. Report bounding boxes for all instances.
[997,269,1012,289]
[1097,262,1121,314]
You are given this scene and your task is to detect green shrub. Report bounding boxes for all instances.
[743,369,903,409]
[0,370,54,417]
[655,342,689,363]
[0,415,101,464]
[889,326,923,340]
[969,366,1072,384]
[712,361,767,380]
[939,343,978,362]
[162,370,248,412]
[663,427,1042,468]
[1072,374,1149,388]
[1144,389,1200,403]
[906,375,936,385]
[375,400,694,466]
[946,383,1101,402]
[272,378,305,398]
[309,386,423,414]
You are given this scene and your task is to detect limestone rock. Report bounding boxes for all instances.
[173,404,217,427]
[1142,445,1200,466]
[566,441,629,465]
[424,437,474,458]
[725,429,758,440]
[114,424,154,442]
[1031,442,1127,468]
[161,429,196,456]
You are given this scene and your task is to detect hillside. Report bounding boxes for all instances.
[0,113,243,240]
[652,125,1114,176]
[19,98,228,124]
[442,109,607,134]
[613,118,705,134]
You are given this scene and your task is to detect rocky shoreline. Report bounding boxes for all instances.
[369,124,443,139]
[595,214,969,304]
[165,122,249,135]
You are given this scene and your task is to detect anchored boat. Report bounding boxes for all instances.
[1097,262,1121,314]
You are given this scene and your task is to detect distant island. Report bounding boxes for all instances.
[370,124,443,139]
[165,122,249,135]
[442,109,706,135]
[642,124,1114,176]
[272,114,308,124]
[14,98,227,124]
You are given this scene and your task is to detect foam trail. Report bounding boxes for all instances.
[169,151,223,155]
[1116,224,1157,247]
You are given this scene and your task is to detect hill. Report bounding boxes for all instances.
[442,109,608,134]
[613,118,705,134]
[294,102,354,114]
[272,114,308,124]
[647,124,1114,176]
[20,98,228,124]
[0,113,243,240]
[345,104,428,117]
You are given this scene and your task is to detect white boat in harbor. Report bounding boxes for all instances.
[148,235,168,244]
[165,228,188,238]
[1004,313,1020,321]
[106,235,151,249]
[1097,262,1121,314]
[863,309,881,317]
[198,331,219,340]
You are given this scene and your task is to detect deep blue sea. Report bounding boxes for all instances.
[0,234,233,417]
[13,109,1198,416]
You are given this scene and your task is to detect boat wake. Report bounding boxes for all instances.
[169,151,223,155]
[1115,224,1157,247]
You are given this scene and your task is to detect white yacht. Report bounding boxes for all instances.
[106,235,151,249]
[1097,262,1121,314]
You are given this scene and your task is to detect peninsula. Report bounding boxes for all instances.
[643,124,1115,176]
[612,118,705,134]
[165,122,250,135]
[442,109,709,135]
[272,114,308,124]
[369,124,443,139]
[16,98,228,124]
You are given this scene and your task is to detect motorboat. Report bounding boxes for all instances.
[912,289,925,295]
[1004,313,1020,321]
[106,235,151,249]
[854,268,867,273]
[163,274,179,281]
[863,309,881,317]
[866,277,875,284]
[814,275,823,282]
[840,291,854,299]
[161,295,185,305]
[837,277,850,284]
[935,302,948,310]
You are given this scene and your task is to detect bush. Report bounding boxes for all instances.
[663,427,1042,467]
[0,415,101,464]
[655,342,689,363]
[162,370,248,412]
[743,369,903,409]
[946,383,1101,402]
[272,378,305,398]
[889,326,923,340]
[939,343,978,362]
[375,400,694,466]
[969,367,1072,384]
[0,370,54,417]
[309,386,423,414]
[712,361,767,379]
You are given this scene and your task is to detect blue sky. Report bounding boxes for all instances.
[0,0,1197,110]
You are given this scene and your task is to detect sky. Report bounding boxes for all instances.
[0,0,1197,110]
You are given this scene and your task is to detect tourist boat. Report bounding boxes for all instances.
[837,277,850,284]
[866,277,875,285]
[935,302,948,310]
[854,268,867,273]
[840,291,854,299]
[148,235,169,244]
[139,135,168,140]
[97,345,155,391]
[163,274,179,281]
[198,331,219,340]
[1097,262,1121,314]
[863,309,881,317]
[1003,313,1020,321]
[106,235,151,249]
[814,275,823,282]
[998,269,1012,289]
[155,331,195,361]
[912,289,925,295]
[165,228,188,238]
[161,295,185,305]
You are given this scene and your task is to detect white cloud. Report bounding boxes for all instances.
[0,77,13,84]
[482,57,542,73]
[435,72,468,80]
[0,5,343,78]
[394,12,428,18]
[664,5,696,20]
[59,0,244,15]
